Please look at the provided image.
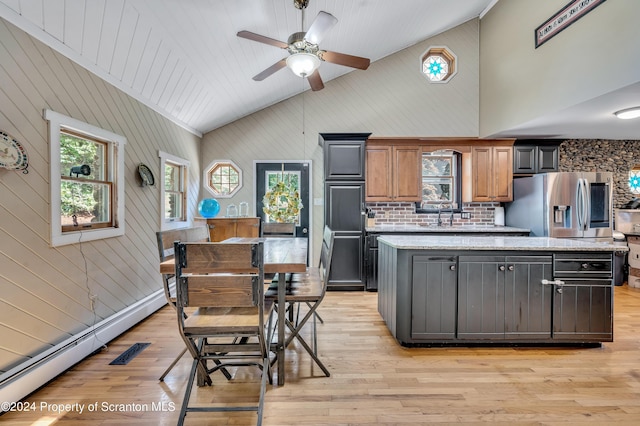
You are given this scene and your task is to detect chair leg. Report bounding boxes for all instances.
[285,318,330,377]
[307,301,324,324]
[257,357,268,426]
[177,342,203,426]
[158,346,188,381]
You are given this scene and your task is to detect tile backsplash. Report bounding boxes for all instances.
[366,202,501,226]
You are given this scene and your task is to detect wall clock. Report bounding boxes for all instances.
[137,163,155,186]
[0,130,29,174]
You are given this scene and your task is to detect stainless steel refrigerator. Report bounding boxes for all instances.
[505,172,613,238]
[320,133,370,290]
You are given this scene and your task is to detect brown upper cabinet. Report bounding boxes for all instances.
[365,142,421,202]
[471,145,513,202]
[365,138,514,204]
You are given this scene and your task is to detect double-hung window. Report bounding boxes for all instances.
[159,151,189,230]
[45,110,126,246]
[416,150,461,212]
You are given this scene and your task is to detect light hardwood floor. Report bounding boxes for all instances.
[3,286,640,425]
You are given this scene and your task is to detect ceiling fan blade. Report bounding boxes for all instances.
[307,70,324,91]
[252,59,287,81]
[304,11,338,45]
[237,30,289,49]
[322,50,370,70]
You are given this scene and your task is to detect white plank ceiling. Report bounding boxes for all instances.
[0,0,495,135]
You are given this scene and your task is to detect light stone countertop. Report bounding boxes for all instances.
[377,235,628,252]
[366,224,530,233]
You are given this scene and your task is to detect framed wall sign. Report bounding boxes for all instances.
[535,0,607,48]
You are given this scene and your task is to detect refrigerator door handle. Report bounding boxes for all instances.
[582,178,591,231]
[576,178,584,231]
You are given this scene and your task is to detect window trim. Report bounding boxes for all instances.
[203,159,243,198]
[45,109,126,247]
[415,151,462,214]
[420,45,458,84]
[159,151,190,231]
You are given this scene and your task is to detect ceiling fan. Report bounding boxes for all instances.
[236,0,370,91]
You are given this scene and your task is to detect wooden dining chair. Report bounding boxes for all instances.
[265,225,334,377]
[155,226,212,381]
[174,241,274,426]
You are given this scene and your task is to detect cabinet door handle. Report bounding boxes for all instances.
[499,265,505,271]
[507,265,514,271]
[541,279,565,285]
[449,265,456,271]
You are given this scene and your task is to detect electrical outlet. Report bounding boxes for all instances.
[461,212,471,219]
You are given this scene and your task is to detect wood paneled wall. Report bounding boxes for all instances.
[0,17,201,374]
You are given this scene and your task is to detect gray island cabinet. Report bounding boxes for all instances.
[378,235,626,346]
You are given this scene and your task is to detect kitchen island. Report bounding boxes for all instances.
[364,225,530,290]
[378,235,628,346]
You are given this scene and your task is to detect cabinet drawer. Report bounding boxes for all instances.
[553,253,612,278]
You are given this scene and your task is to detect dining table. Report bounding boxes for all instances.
[159,236,308,386]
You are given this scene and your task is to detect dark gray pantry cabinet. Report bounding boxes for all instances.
[378,239,615,346]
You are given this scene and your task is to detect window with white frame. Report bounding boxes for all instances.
[45,109,126,247]
[159,151,189,230]
[204,159,242,198]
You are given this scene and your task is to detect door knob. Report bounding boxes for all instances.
[302,228,308,234]
[449,265,456,271]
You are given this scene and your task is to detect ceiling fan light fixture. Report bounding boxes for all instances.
[286,53,321,78]
[614,107,640,120]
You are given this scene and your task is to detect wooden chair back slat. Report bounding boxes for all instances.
[177,242,259,274]
[261,221,296,237]
[157,226,209,261]
[186,275,259,307]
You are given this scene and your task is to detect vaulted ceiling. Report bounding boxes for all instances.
[0,0,496,136]
[1,0,638,140]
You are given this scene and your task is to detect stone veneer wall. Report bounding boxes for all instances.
[366,202,500,226]
[559,139,640,208]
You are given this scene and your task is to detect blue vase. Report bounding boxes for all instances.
[198,198,220,218]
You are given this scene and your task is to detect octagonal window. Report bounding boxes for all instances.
[420,46,457,83]
[204,160,242,198]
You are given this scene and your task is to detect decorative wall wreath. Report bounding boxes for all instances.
[262,179,303,223]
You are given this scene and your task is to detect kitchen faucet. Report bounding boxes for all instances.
[437,203,454,226]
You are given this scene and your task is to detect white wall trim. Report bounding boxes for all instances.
[44,108,127,247]
[159,150,191,231]
[0,289,167,406]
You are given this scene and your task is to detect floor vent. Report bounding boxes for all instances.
[109,342,150,365]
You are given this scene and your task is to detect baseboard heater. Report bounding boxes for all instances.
[0,288,168,406]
